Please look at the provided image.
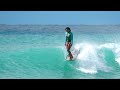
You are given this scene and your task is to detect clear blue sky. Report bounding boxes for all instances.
[0,11,120,25]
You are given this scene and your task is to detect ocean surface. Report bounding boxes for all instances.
[0,25,120,79]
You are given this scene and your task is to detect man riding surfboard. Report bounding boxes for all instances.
[65,27,73,60]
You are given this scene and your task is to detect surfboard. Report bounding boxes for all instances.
[66,48,80,60]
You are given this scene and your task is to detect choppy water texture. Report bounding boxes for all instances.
[0,25,120,79]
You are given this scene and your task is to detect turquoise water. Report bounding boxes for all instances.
[0,25,120,79]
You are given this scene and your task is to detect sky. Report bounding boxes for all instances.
[0,11,120,25]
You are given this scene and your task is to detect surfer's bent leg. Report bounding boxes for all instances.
[69,43,73,59]
[66,42,73,59]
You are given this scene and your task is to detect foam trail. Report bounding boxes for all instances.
[77,67,97,74]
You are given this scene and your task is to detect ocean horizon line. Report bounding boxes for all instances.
[0,24,120,26]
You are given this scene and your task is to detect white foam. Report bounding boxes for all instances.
[73,43,112,74]
[77,67,97,74]
[95,43,120,65]
[102,43,120,65]
[98,43,119,50]
[116,58,120,64]
[74,44,81,50]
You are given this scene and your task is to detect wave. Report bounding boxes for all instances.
[1,42,120,78]
[63,42,120,74]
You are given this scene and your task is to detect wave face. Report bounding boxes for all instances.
[0,25,120,79]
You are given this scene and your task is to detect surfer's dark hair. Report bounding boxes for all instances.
[65,27,71,31]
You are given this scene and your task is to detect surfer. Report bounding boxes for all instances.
[65,27,73,60]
